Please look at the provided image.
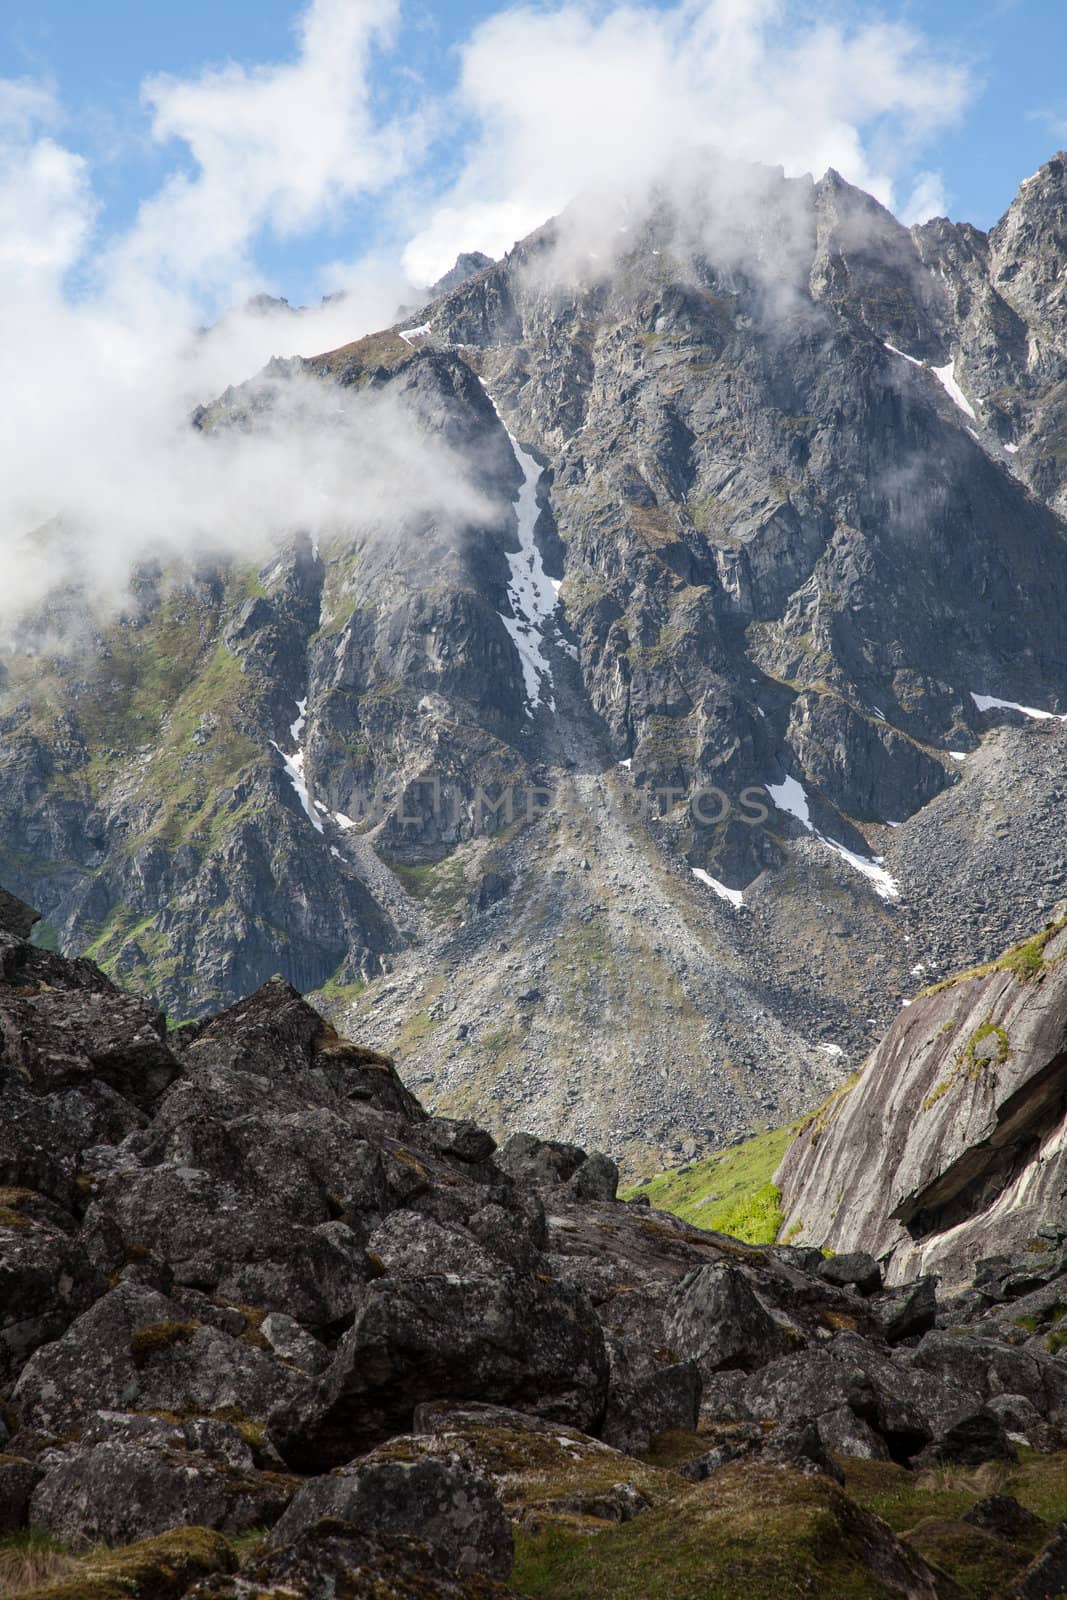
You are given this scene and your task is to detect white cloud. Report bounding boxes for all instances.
[0,0,976,636]
[104,0,409,306]
[403,1,970,281]
[0,0,470,638]
[900,169,949,226]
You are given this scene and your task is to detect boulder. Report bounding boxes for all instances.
[1010,1522,1067,1600]
[267,1450,512,1578]
[569,1152,620,1202]
[817,1252,883,1296]
[366,1210,500,1278]
[11,1282,302,1436]
[0,1204,104,1381]
[30,1439,295,1545]
[868,1276,938,1343]
[271,1272,609,1471]
[0,1455,39,1532]
[601,1361,702,1454]
[667,1263,790,1376]
[495,1131,588,1186]
[962,1494,1046,1544]
[184,1519,519,1598]
[0,888,38,940]
[915,1407,1019,1468]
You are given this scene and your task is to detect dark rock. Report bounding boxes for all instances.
[962,1493,1046,1544]
[765,1420,846,1483]
[817,1252,883,1296]
[271,1271,609,1470]
[568,1152,620,1202]
[1011,1522,1067,1599]
[0,1207,105,1381]
[667,1263,790,1376]
[425,1118,497,1164]
[185,1519,519,1598]
[11,1281,302,1436]
[868,1276,938,1343]
[0,1456,39,1532]
[915,1407,1019,1468]
[495,1131,588,1187]
[0,889,38,940]
[30,1439,295,1545]
[268,1450,512,1578]
[366,1210,499,1278]
[601,1361,701,1454]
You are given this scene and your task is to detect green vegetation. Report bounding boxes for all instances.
[922,1016,1010,1112]
[0,1530,77,1598]
[623,1121,805,1243]
[382,852,471,923]
[28,922,60,953]
[129,1321,201,1369]
[510,1451,1067,1600]
[0,1526,233,1600]
[921,916,1067,997]
[512,1462,921,1600]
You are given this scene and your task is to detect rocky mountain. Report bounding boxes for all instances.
[8,154,1067,1172]
[3,883,1067,1599]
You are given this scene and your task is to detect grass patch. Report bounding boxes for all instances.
[622,1121,805,1243]
[511,1462,933,1600]
[0,1526,233,1600]
[0,1531,77,1597]
[920,917,1067,998]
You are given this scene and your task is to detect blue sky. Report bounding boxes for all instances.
[3,0,1067,307]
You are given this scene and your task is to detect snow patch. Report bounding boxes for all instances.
[272,697,324,833]
[765,775,811,829]
[481,384,560,715]
[818,1043,845,1057]
[397,322,432,344]
[948,751,968,761]
[1005,442,1019,454]
[884,342,923,366]
[885,343,977,423]
[765,774,900,900]
[932,360,977,421]
[971,692,1065,723]
[618,757,632,770]
[692,867,744,909]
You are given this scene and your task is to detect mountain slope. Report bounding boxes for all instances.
[6,154,1067,1169]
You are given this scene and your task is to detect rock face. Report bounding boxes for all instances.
[10,153,1067,1171]
[778,917,1067,1284]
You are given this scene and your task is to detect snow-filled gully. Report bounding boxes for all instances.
[480,383,561,716]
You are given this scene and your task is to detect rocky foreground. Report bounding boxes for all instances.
[2,883,1067,1598]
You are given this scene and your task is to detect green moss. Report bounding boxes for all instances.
[622,1121,804,1243]
[0,1526,234,1600]
[921,917,1067,997]
[904,1516,1028,1598]
[511,1463,930,1599]
[844,1450,1067,1540]
[129,1320,201,1369]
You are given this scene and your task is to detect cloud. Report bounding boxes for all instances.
[403,0,970,281]
[0,1,467,639]
[900,169,949,227]
[0,0,975,639]
[104,0,410,309]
